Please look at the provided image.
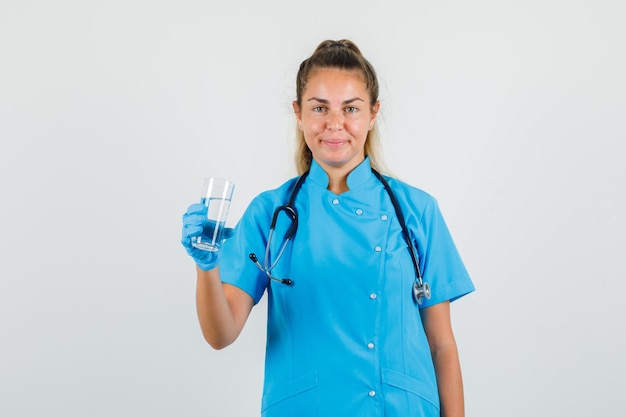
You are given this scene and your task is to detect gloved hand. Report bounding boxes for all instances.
[181,203,235,270]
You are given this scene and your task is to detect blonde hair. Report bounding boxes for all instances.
[294,40,386,175]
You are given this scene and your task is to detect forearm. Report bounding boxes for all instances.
[195,266,247,350]
[431,341,465,417]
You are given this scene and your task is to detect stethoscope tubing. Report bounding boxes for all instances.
[370,171,425,285]
[249,169,431,304]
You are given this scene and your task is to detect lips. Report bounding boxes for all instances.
[322,139,348,147]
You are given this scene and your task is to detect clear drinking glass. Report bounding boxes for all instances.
[191,177,235,252]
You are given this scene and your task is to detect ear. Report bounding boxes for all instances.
[292,101,302,127]
[369,101,380,129]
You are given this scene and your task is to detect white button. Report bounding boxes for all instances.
[374,246,382,252]
[332,198,339,205]
[367,343,375,349]
[368,390,376,397]
[369,293,377,300]
[381,215,388,221]
[355,209,363,215]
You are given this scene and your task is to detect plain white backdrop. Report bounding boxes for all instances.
[1,1,624,416]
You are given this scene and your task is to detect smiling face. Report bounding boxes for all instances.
[293,67,380,176]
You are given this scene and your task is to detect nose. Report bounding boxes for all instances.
[326,111,343,131]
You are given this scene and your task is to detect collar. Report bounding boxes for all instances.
[307,157,374,191]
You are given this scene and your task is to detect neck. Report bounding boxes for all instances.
[327,175,349,194]
[317,158,364,194]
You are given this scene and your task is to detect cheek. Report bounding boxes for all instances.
[303,119,324,134]
[346,121,369,138]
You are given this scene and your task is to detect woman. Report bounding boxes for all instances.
[182,39,475,417]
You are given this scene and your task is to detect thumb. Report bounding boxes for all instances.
[223,227,235,239]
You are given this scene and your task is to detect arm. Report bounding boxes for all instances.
[195,265,255,350]
[182,203,255,349]
[421,301,465,417]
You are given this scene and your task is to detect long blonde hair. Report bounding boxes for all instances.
[294,40,386,175]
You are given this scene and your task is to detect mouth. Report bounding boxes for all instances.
[321,139,348,147]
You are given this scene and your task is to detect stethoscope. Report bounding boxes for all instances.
[249,169,432,305]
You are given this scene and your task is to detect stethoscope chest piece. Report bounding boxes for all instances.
[413,281,431,305]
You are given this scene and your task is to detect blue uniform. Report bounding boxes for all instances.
[219,158,475,417]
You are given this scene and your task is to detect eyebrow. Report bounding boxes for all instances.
[306,97,366,105]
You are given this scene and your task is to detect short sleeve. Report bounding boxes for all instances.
[219,196,273,304]
[412,197,475,308]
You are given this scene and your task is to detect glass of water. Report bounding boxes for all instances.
[191,177,235,252]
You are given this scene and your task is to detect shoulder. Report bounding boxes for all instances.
[255,176,300,203]
[229,176,302,247]
[381,175,439,211]
[245,176,301,215]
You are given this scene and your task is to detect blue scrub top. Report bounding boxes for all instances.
[219,157,475,417]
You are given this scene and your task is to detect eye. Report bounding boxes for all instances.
[345,106,358,113]
[312,106,326,112]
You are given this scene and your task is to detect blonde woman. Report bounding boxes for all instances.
[182,39,475,417]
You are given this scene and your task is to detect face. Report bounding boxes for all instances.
[293,68,379,174]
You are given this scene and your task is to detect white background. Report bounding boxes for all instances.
[1,1,624,416]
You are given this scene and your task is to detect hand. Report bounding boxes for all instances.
[181,203,234,270]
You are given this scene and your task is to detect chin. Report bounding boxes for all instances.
[319,154,363,170]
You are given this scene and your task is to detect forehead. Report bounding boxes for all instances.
[304,68,368,95]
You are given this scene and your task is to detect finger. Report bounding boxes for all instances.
[183,212,209,227]
[182,224,203,239]
[184,203,206,216]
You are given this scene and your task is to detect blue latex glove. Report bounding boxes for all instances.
[181,203,235,270]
